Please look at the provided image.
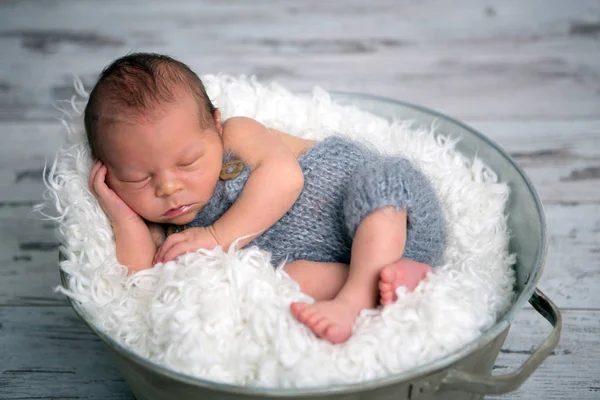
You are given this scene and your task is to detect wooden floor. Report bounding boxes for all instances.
[0,1,598,399]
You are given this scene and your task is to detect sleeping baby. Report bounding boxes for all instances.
[85,52,446,344]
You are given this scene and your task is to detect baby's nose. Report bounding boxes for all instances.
[155,176,183,197]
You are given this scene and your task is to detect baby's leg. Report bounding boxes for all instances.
[285,253,430,307]
[291,153,443,344]
[284,260,348,301]
[291,206,409,344]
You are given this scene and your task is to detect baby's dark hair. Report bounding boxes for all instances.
[84,52,216,160]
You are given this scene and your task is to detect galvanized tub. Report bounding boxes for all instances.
[59,92,562,399]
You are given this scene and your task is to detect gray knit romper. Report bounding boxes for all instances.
[181,135,446,267]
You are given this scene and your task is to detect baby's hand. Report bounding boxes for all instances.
[89,160,143,227]
[153,226,220,264]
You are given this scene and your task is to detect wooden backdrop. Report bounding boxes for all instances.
[0,1,598,399]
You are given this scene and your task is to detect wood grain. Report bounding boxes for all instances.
[489,309,600,400]
[0,205,65,307]
[0,306,132,400]
[471,120,600,204]
[0,0,599,121]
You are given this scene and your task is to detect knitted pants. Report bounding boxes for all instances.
[343,154,446,266]
[185,136,446,267]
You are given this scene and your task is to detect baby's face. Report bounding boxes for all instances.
[99,95,223,225]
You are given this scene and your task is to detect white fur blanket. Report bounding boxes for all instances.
[41,75,515,388]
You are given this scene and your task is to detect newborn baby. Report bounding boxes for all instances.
[86,52,446,344]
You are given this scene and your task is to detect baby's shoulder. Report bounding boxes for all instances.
[220,117,266,149]
[221,116,260,135]
[222,117,317,159]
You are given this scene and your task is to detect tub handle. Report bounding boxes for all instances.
[439,288,562,395]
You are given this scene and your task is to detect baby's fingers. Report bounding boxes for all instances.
[88,160,103,192]
[160,240,197,264]
[154,233,187,264]
[92,164,117,202]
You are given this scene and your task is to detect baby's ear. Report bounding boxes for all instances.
[213,109,223,134]
[89,150,98,162]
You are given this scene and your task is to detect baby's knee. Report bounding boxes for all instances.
[343,156,446,265]
[343,157,417,237]
[358,206,407,230]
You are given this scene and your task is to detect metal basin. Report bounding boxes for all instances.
[60,92,561,400]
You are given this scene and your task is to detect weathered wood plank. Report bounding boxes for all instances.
[1,307,597,399]
[0,306,132,400]
[0,206,65,307]
[540,203,600,310]
[489,308,600,400]
[470,119,600,204]
[1,0,599,120]
[4,0,599,41]
[0,122,65,204]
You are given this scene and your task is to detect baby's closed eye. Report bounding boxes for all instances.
[177,157,201,169]
[119,176,151,187]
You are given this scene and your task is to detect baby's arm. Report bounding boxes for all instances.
[212,117,305,249]
[154,117,305,263]
[89,160,157,273]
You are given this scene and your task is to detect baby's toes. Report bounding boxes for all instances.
[290,302,309,319]
[380,295,393,306]
[324,324,348,344]
[379,281,394,302]
[380,265,397,284]
[305,310,324,326]
[312,318,331,337]
[297,305,320,324]
[379,280,392,293]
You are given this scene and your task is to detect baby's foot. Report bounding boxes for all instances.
[379,259,432,305]
[290,299,361,344]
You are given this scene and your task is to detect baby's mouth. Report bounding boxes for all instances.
[163,204,193,218]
